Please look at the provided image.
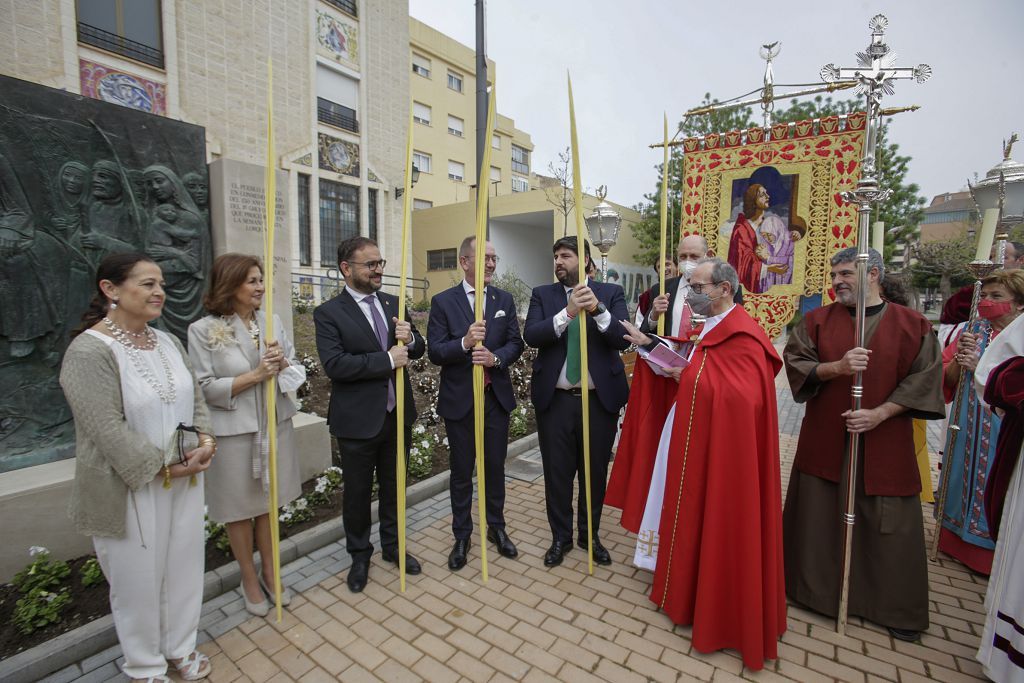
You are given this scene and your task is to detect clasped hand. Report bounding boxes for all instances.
[566,285,599,317]
[838,347,871,375]
[254,340,286,380]
[387,318,415,368]
[166,446,214,479]
[649,293,670,321]
[842,408,883,433]
[461,321,496,366]
[954,332,980,371]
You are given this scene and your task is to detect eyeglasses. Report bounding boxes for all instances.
[689,281,722,294]
[462,255,500,264]
[347,259,387,271]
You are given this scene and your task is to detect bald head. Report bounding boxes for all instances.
[677,234,712,265]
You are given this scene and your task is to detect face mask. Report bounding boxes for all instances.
[978,299,1013,321]
[680,260,698,280]
[687,287,719,316]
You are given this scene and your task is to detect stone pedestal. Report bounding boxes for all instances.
[209,158,292,332]
[0,413,331,582]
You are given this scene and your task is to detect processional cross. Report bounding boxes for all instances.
[819,14,931,637]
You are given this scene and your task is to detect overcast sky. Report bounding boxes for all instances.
[409,0,1023,210]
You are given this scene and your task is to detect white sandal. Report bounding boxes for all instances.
[170,651,211,681]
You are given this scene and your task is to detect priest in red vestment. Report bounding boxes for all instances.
[609,258,786,671]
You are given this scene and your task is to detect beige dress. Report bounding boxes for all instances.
[188,313,303,523]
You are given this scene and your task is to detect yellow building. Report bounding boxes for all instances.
[412,189,655,313]
[408,18,535,210]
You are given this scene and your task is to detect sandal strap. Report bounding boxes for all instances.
[173,651,211,681]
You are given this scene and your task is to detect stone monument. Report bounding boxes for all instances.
[0,74,210,472]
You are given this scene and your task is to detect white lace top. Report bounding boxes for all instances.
[85,328,195,458]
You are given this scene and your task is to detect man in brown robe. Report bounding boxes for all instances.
[783,247,944,642]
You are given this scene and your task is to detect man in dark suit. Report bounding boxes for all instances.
[428,236,525,570]
[524,237,630,567]
[314,236,426,593]
[640,234,741,336]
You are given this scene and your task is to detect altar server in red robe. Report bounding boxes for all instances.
[611,258,786,671]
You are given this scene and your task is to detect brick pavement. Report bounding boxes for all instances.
[64,379,990,683]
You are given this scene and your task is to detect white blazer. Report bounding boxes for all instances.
[187,312,303,437]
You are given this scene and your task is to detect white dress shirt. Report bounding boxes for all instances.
[460,280,486,351]
[553,279,611,390]
[346,285,417,369]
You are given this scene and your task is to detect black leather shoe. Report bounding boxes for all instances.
[543,540,572,567]
[487,527,519,559]
[448,538,471,571]
[381,550,422,575]
[347,561,368,593]
[887,627,921,642]
[578,538,612,566]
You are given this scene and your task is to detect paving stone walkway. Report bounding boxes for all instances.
[57,363,991,682]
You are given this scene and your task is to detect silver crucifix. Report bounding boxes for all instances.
[819,13,931,637]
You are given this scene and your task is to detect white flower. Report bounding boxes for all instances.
[328,466,343,475]
[205,318,238,351]
[421,439,430,449]
[29,546,48,557]
[410,447,420,457]
[414,425,425,435]
[279,511,292,522]
[442,437,449,447]
[294,498,308,510]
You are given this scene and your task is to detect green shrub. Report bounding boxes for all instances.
[79,557,105,587]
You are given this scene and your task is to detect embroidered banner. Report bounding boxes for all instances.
[681,114,866,338]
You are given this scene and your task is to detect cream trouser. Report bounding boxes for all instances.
[93,474,205,679]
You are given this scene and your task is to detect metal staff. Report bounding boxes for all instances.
[567,73,594,574]
[472,86,498,582]
[818,14,931,635]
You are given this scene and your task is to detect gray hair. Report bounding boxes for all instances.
[831,247,885,280]
[697,257,739,297]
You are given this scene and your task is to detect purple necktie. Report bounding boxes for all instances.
[363,295,396,412]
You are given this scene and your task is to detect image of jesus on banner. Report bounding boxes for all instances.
[724,167,804,294]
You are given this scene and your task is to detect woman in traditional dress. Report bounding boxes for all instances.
[938,270,1024,574]
[60,252,215,682]
[187,254,304,616]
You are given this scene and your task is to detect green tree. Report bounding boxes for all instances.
[909,237,975,301]
[630,93,928,269]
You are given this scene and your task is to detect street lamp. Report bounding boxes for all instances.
[584,189,622,277]
[395,164,421,199]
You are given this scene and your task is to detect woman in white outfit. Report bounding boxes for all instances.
[60,252,215,683]
[188,254,304,616]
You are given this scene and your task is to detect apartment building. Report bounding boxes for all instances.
[408,17,535,211]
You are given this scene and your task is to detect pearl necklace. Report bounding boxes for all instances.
[103,316,177,404]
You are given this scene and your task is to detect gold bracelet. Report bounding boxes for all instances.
[199,436,217,452]
[163,465,172,489]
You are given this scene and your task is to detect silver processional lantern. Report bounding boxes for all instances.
[970,134,1024,264]
[584,186,622,277]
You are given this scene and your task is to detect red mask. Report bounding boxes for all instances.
[978,299,1013,321]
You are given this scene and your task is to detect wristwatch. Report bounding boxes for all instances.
[493,354,502,369]
[591,302,608,315]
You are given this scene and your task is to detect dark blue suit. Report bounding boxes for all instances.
[314,288,425,561]
[428,283,524,539]
[524,280,630,543]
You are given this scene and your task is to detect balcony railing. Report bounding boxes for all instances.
[77,22,164,69]
[317,98,359,134]
[322,0,357,17]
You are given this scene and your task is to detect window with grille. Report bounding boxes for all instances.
[448,160,465,182]
[512,176,529,193]
[316,66,359,132]
[319,179,359,267]
[368,188,378,242]
[76,0,164,68]
[413,199,433,211]
[511,144,530,174]
[427,248,458,271]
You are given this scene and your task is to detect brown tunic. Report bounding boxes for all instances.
[783,302,944,631]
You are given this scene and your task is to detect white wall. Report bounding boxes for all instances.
[491,217,555,289]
